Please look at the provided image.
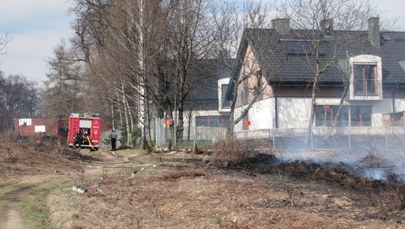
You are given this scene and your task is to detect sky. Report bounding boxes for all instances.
[0,0,404,86]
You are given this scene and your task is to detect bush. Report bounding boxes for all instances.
[118,127,142,148]
[211,138,255,167]
[147,140,156,153]
[168,139,173,151]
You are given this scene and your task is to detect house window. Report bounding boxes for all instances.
[349,55,382,100]
[315,105,371,127]
[351,106,372,127]
[218,78,231,111]
[221,84,231,109]
[196,115,229,127]
[353,64,378,96]
[315,105,349,127]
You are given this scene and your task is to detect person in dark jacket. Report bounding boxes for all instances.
[74,130,83,149]
[110,129,118,151]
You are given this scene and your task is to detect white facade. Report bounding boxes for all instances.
[235,97,405,131]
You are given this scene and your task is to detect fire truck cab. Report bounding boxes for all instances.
[67,113,102,150]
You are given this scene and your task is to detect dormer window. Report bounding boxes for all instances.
[349,55,382,100]
[353,64,378,96]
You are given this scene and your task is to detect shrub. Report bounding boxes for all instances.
[168,139,173,151]
[211,138,254,167]
[147,140,156,153]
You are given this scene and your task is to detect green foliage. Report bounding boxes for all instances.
[118,128,142,148]
[131,127,142,148]
[147,140,156,153]
[119,127,128,147]
[168,139,173,151]
[102,137,111,145]
[118,127,142,148]
[19,188,52,229]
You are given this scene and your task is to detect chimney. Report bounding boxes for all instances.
[272,18,290,36]
[321,19,334,37]
[368,17,380,47]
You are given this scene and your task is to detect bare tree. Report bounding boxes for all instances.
[69,0,274,145]
[0,31,10,56]
[209,0,273,137]
[0,73,39,131]
[278,0,374,140]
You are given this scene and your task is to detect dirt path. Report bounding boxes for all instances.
[0,182,33,229]
[0,154,132,228]
[0,174,80,229]
[4,210,24,229]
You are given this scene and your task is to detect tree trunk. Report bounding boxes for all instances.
[177,95,185,144]
[307,72,320,144]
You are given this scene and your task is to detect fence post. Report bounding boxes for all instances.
[310,130,314,150]
[385,126,388,152]
[193,120,196,149]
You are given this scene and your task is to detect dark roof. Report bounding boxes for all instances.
[185,58,233,110]
[380,32,405,84]
[233,28,405,86]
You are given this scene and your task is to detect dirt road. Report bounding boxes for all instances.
[0,175,68,228]
[0,144,133,228]
[0,181,33,229]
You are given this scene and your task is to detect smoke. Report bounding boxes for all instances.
[359,168,389,180]
[274,137,405,183]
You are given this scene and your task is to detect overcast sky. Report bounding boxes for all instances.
[0,0,404,85]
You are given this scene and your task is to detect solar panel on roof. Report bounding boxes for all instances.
[286,40,326,55]
[286,41,311,54]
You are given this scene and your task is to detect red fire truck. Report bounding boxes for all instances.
[67,113,102,150]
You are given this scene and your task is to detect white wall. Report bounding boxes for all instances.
[278,98,311,128]
[234,97,403,131]
[234,98,275,131]
[395,99,405,113]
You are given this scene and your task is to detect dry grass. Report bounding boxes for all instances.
[211,139,258,167]
[0,129,17,143]
[47,150,404,229]
[3,143,405,228]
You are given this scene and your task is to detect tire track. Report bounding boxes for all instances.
[0,185,33,229]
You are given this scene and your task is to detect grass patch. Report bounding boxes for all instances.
[18,188,52,229]
[177,140,213,150]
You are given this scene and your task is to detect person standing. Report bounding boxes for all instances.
[110,129,118,151]
[74,130,83,149]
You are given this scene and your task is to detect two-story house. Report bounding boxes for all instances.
[229,17,405,137]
